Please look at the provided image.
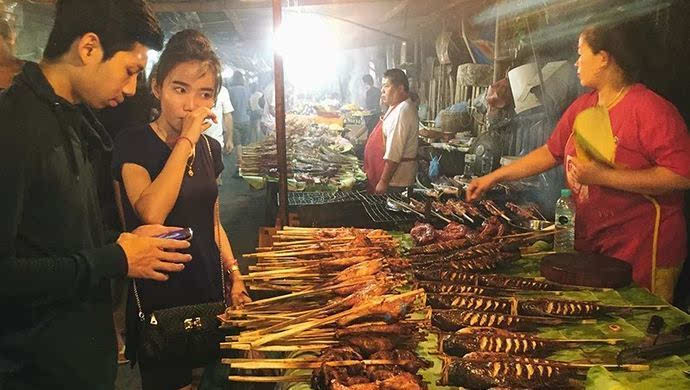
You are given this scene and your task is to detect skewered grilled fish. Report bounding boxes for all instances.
[417,282,504,296]
[519,299,605,318]
[428,295,514,314]
[443,327,556,357]
[429,295,607,319]
[446,252,521,272]
[442,327,619,357]
[440,352,580,389]
[414,271,573,291]
[432,310,537,332]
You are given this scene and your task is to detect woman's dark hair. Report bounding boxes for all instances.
[154,29,222,98]
[230,71,245,87]
[383,68,409,92]
[43,0,163,61]
[581,20,654,85]
[361,74,374,86]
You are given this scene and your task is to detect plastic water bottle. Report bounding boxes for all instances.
[554,189,576,253]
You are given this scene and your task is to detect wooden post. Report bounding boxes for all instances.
[493,1,501,83]
[272,0,289,227]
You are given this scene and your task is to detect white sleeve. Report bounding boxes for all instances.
[220,87,234,114]
[383,106,415,162]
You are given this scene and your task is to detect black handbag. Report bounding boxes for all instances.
[134,135,228,367]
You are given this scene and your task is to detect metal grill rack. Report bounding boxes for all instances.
[286,190,428,225]
[350,192,418,224]
[287,191,363,206]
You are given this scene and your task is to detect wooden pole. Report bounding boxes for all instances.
[272,0,289,227]
[493,1,501,83]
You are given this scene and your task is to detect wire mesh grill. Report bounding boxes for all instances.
[287,190,417,224]
[350,192,417,224]
[287,191,363,206]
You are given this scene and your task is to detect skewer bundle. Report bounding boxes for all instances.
[241,227,399,293]
[239,116,363,190]
[222,227,431,386]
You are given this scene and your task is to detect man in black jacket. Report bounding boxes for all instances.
[0,1,194,388]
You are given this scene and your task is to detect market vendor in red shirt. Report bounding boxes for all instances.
[466,21,690,302]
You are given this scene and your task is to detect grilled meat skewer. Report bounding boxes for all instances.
[519,299,606,318]
[506,202,541,221]
[431,309,585,332]
[433,310,538,332]
[442,327,622,357]
[429,294,614,319]
[414,271,574,291]
[480,200,512,223]
[428,294,513,314]
[440,352,581,389]
[417,282,508,296]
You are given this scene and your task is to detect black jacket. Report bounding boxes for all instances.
[0,62,127,389]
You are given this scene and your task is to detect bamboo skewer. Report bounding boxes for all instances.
[547,338,624,345]
[228,375,312,383]
[224,359,422,370]
[249,247,382,258]
[565,363,649,372]
[242,278,376,308]
[222,343,331,352]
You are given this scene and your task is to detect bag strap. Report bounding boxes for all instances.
[133,135,227,323]
[201,135,228,307]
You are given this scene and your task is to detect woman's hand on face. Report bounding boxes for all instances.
[465,174,497,202]
[570,157,609,186]
[181,107,217,144]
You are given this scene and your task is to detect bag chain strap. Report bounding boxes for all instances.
[134,135,226,323]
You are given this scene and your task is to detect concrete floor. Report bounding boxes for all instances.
[115,154,269,390]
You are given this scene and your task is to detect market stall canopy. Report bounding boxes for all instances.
[147,0,493,50]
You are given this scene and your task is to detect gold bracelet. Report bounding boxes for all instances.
[227,264,240,273]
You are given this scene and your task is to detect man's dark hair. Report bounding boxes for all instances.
[383,68,409,92]
[361,74,374,86]
[0,19,13,41]
[43,0,163,61]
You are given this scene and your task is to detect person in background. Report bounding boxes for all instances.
[205,83,233,185]
[228,71,250,176]
[363,68,419,194]
[113,29,251,390]
[206,82,234,154]
[0,19,24,90]
[248,82,265,143]
[362,74,381,135]
[466,21,690,301]
[0,1,194,388]
[261,73,276,135]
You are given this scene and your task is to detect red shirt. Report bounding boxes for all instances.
[547,84,690,289]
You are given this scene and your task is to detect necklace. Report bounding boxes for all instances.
[600,85,629,109]
[152,121,195,176]
[185,147,195,176]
